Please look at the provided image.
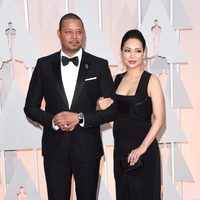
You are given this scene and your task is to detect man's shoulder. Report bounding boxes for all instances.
[84,51,107,63]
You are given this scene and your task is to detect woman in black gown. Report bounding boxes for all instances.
[97,30,165,200]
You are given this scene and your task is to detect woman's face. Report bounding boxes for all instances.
[121,38,145,70]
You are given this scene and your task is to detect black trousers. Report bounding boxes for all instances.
[44,157,100,200]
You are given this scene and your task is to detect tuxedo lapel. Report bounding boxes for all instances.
[70,51,90,110]
[51,52,69,109]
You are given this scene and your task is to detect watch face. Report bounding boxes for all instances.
[78,113,84,123]
[78,113,84,119]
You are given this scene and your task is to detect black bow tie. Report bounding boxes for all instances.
[61,56,79,66]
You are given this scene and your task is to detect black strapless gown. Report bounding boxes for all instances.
[113,71,161,200]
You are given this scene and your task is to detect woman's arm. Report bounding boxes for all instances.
[128,75,165,165]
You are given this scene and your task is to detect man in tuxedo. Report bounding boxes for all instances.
[24,13,115,200]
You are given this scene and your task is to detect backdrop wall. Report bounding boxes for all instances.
[0,0,199,199]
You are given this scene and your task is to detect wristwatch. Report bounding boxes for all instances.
[78,112,84,124]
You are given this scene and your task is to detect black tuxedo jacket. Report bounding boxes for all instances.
[24,50,115,162]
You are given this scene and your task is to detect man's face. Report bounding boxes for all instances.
[57,18,85,57]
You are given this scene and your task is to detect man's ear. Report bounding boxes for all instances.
[57,29,60,39]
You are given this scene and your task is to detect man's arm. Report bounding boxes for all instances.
[83,60,116,127]
[24,60,54,129]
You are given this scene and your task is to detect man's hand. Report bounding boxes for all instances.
[53,111,79,132]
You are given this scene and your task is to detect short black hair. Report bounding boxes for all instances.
[59,13,84,30]
[120,29,146,51]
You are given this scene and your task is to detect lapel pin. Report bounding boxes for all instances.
[84,64,89,70]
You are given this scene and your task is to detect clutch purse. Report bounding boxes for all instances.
[120,156,143,172]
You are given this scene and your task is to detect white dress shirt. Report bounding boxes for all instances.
[61,49,82,108]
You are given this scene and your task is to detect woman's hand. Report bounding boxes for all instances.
[128,145,147,166]
[96,97,113,110]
